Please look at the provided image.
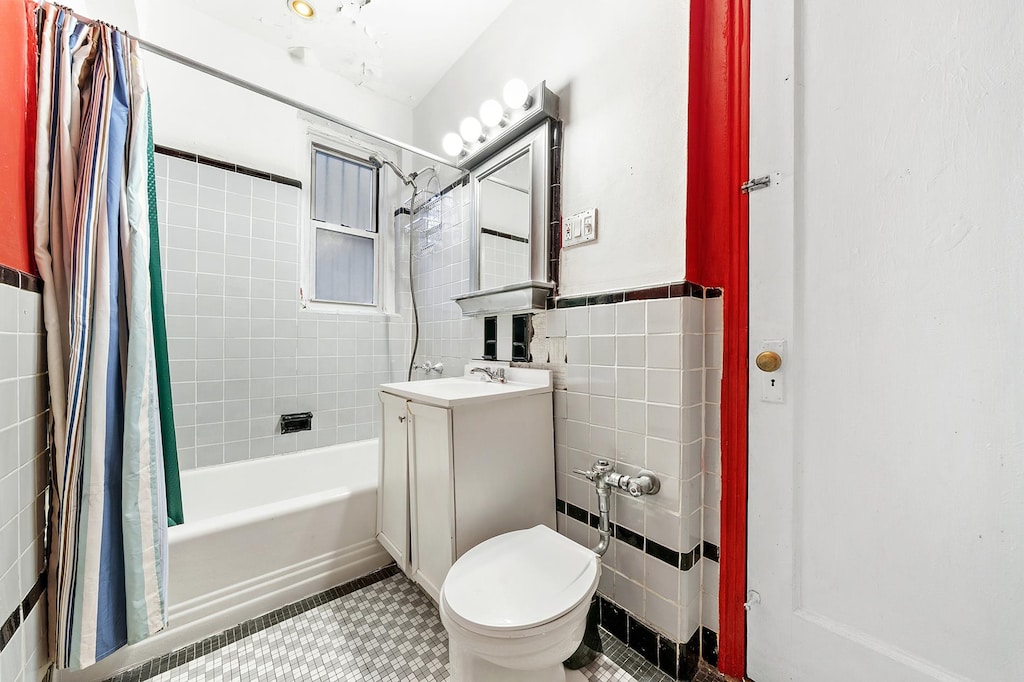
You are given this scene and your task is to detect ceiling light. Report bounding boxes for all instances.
[459,117,484,143]
[503,78,532,109]
[479,99,506,128]
[442,133,465,157]
[288,0,316,19]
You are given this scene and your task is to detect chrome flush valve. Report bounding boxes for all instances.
[572,459,661,558]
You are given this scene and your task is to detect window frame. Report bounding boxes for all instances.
[302,138,383,311]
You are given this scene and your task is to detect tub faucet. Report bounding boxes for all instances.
[470,366,506,384]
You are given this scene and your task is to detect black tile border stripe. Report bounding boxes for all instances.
[108,563,400,682]
[155,145,302,189]
[558,499,700,573]
[481,227,530,244]
[0,263,43,293]
[0,572,47,655]
[597,596,705,680]
[703,541,720,563]
[552,280,707,310]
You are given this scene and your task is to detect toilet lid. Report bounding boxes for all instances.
[442,525,599,633]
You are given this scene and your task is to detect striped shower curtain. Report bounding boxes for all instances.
[33,5,180,670]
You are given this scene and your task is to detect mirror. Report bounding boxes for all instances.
[454,121,554,316]
[478,152,531,289]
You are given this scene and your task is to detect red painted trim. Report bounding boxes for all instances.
[0,0,38,275]
[686,0,750,677]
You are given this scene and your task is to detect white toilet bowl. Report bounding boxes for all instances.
[439,525,600,682]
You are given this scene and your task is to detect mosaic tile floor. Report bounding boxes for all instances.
[132,571,684,682]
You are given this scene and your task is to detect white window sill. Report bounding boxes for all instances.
[300,299,399,318]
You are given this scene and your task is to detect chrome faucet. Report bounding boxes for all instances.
[413,360,444,375]
[469,366,506,383]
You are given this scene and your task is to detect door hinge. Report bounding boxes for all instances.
[740,175,772,193]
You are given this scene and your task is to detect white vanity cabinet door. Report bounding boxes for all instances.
[377,392,410,573]
[407,402,455,602]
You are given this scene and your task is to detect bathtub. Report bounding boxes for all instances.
[58,439,391,682]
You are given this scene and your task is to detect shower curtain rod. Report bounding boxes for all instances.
[44,3,458,169]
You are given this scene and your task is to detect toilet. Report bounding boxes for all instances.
[439,524,600,682]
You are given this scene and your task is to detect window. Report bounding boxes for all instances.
[310,145,379,306]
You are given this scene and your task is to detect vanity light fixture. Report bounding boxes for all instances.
[442,132,467,157]
[441,80,557,165]
[502,78,532,109]
[459,116,486,143]
[479,99,507,128]
[288,0,316,19]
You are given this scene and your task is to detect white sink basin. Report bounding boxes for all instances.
[380,365,552,408]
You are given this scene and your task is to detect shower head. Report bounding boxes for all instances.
[369,153,437,188]
[369,153,414,186]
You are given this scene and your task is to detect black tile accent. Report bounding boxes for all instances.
[0,571,46,654]
[512,313,530,362]
[553,280,707,310]
[0,265,20,289]
[705,287,723,298]
[483,316,497,360]
[0,607,21,653]
[624,285,671,302]
[481,227,530,244]
[681,543,703,571]
[599,597,628,642]
[565,501,589,525]
[20,272,42,293]
[659,638,679,678]
[586,292,625,306]
[628,616,660,667]
[554,295,588,309]
[155,145,302,189]
[614,523,645,552]
[681,627,702,680]
[701,626,719,668]
[703,541,720,563]
[555,498,566,514]
[646,538,681,568]
[110,564,400,682]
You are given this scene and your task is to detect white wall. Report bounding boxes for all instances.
[414,0,690,297]
[75,0,413,179]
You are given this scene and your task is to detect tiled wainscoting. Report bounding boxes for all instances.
[154,150,399,470]
[480,285,725,678]
[0,268,50,682]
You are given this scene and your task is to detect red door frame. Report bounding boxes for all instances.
[685,0,750,677]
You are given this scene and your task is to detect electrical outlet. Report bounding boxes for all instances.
[564,209,597,247]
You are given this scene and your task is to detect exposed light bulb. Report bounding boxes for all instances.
[288,0,316,19]
[479,99,506,128]
[442,133,465,157]
[459,117,484,143]
[503,78,531,109]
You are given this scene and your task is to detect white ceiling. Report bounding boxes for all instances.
[180,0,515,106]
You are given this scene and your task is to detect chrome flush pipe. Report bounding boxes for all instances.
[573,460,661,557]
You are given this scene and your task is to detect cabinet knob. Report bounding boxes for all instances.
[398,415,406,422]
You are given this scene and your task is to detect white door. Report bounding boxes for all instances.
[378,392,410,573]
[747,2,1024,681]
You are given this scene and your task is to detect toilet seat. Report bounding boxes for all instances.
[441,525,600,635]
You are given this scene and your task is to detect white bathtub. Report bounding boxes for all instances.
[59,439,390,682]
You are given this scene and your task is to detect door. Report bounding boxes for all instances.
[377,392,410,572]
[747,2,1024,681]
[407,401,455,602]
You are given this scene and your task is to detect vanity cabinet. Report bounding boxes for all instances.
[376,368,555,602]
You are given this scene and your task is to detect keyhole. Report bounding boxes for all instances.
[770,379,776,387]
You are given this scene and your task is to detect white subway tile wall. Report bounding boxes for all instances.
[156,154,396,469]
[0,284,50,682]
[544,297,706,645]
[394,184,478,379]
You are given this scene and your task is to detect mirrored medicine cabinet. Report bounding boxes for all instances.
[453,83,559,317]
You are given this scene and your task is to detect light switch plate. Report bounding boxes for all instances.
[564,209,597,247]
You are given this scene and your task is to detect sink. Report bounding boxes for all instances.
[379,364,552,408]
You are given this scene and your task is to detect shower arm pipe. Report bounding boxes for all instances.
[43,3,460,171]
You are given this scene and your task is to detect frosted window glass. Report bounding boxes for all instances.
[315,229,374,304]
[313,150,375,231]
